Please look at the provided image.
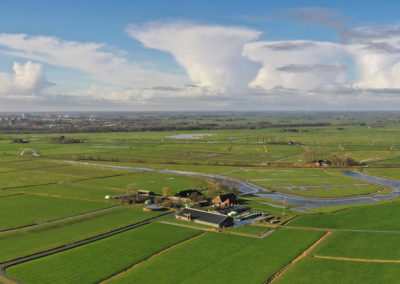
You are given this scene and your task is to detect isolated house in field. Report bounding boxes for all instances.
[318,160,331,167]
[176,208,233,228]
[212,193,238,207]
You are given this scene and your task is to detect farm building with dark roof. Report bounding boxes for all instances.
[176,208,233,228]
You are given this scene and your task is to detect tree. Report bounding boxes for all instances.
[162,186,172,197]
[162,199,172,208]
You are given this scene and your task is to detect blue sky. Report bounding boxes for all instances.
[1,0,400,111]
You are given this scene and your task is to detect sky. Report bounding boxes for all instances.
[2,0,400,111]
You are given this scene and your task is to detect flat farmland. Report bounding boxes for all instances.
[224,168,381,197]
[312,231,400,260]
[107,229,324,284]
[289,201,400,230]
[21,183,122,201]
[0,169,78,189]
[7,223,201,284]
[0,194,112,231]
[365,168,400,180]
[273,257,400,284]
[0,206,164,263]
[79,171,209,194]
[2,121,400,284]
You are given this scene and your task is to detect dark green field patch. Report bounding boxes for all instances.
[0,194,111,231]
[6,223,200,284]
[312,231,400,260]
[0,206,164,263]
[289,201,400,231]
[274,256,400,284]
[108,229,324,284]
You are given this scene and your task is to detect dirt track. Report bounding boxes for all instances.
[313,254,400,263]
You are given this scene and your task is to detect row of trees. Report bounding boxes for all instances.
[304,151,357,167]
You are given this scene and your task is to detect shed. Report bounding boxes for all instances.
[176,208,233,228]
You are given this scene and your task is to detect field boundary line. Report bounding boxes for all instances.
[160,221,276,239]
[0,205,121,235]
[313,254,400,263]
[28,169,88,179]
[285,225,400,234]
[266,231,332,283]
[99,232,206,283]
[0,193,25,199]
[26,192,112,203]
[0,212,173,284]
[159,221,215,232]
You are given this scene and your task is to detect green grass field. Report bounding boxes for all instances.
[7,223,201,284]
[273,257,400,284]
[0,206,164,263]
[107,229,324,284]
[0,194,112,231]
[288,201,400,230]
[222,224,269,236]
[3,121,400,283]
[312,231,400,260]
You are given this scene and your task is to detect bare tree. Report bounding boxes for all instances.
[162,186,172,197]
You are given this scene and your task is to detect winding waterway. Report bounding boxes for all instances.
[62,161,400,210]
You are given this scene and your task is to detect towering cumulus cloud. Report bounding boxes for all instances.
[243,40,347,90]
[0,61,49,96]
[344,26,400,89]
[127,22,261,93]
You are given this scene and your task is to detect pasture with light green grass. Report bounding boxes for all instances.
[79,171,209,194]
[107,229,324,284]
[0,194,112,231]
[7,223,200,284]
[222,224,269,236]
[289,201,400,230]
[273,256,400,284]
[312,231,400,260]
[4,118,400,283]
[224,168,381,197]
[22,183,123,201]
[0,206,165,263]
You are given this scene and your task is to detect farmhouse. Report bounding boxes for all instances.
[212,193,237,207]
[176,208,234,228]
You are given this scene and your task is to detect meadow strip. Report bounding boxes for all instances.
[6,223,201,284]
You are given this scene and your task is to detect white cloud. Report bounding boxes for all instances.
[243,40,347,90]
[3,23,400,110]
[0,61,50,96]
[127,22,261,93]
[343,26,400,89]
[0,33,185,90]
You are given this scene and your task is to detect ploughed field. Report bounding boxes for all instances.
[1,126,400,283]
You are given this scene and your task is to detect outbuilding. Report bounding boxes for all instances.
[176,208,233,228]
